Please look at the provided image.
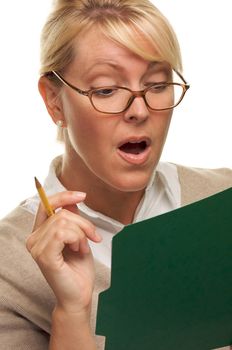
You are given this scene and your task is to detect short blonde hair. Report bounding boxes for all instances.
[40,0,182,74]
[40,0,182,140]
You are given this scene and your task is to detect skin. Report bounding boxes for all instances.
[39,27,173,224]
[27,192,100,350]
[27,27,174,349]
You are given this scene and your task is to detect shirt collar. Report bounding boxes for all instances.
[155,162,181,208]
[43,155,180,229]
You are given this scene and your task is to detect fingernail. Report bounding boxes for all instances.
[73,191,86,199]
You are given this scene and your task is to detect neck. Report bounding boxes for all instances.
[58,153,145,225]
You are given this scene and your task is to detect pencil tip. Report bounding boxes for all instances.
[34,177,41,189]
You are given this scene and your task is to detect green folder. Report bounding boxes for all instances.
[96,188,232,349]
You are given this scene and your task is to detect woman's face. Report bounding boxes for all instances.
[59,28,173,193]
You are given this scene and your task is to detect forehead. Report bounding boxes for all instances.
[70,27,163,74]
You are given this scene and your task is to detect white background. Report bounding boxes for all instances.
[0,1,231,218]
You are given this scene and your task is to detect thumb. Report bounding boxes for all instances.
[33,191,86,230]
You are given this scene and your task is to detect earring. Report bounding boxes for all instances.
[56,120,64,128]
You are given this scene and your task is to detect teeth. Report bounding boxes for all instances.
[118,138,150,149]
[129,140,146,144]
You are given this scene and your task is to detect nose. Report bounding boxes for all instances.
[123,95,149,123]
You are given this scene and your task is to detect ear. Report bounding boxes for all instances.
[38,76,67,127]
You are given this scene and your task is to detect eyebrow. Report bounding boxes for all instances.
[147,61,159,69]
[147,61,170,71]
[81,60,127,77]
[81,60,167,77]
[77,60,171,87]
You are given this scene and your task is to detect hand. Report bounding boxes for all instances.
[26,191,102,314]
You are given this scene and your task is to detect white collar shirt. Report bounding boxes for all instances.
[23,156,181,268]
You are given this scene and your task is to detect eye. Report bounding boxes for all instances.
[93,88,117,97]
[148,83,170,93]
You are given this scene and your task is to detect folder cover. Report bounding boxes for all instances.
[96,188,232,349]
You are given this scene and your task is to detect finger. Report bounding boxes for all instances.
[34,191,86,229]
[79,237,90,255]
[69,236,90,255]
[29,226,89,267]
[52,210,101,242]
[47,209,101,243]
[27,209,101,253]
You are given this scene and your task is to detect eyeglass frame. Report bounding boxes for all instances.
[48,70,190,114]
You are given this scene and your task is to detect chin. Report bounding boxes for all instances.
[109,173,152,193]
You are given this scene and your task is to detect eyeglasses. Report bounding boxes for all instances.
[51,70,190,114]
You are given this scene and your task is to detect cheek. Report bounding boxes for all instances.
[68,115,100,154]
[154,110,173,142]
[63,97,113,155]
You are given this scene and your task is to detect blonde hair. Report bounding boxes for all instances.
[40,0,183,140]
[41,0,182,74]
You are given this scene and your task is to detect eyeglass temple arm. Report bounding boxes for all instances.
[51,71,89,96]
[174,69,190,90]
[51,69,190,93]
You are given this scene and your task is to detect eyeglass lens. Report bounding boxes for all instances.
[91,84,184,113]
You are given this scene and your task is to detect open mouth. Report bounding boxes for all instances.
[119,140,148,155]
[117,137,151,165]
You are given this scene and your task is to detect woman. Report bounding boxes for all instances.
[0,0,231,349]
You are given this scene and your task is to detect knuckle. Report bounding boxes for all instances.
[54,229,65,242]
[32,251,50,269]
[55,210,70,225]
[56,216,69,228]
[30,246,43,263]
[80,217,95,231]
[56,209,69,219]
[30,245,53,269]
[72,225,83,238]
[26,232,38,252]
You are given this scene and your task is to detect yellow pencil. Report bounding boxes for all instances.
[34,177,55,217]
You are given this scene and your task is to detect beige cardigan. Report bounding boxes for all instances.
[0,164,232,350]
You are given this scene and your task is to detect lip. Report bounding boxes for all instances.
[116,136,152,165]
